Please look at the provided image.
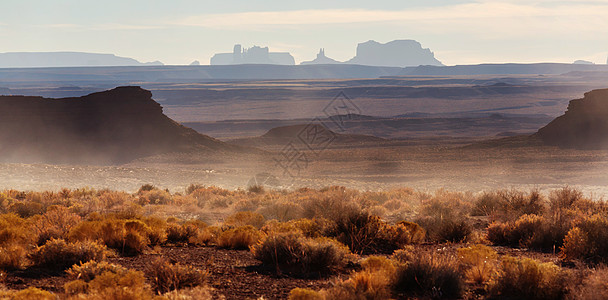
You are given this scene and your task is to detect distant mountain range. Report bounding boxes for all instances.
[0,52,163,68]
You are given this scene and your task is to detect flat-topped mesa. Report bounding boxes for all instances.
[0,86,233,164]
[534,89,608,149]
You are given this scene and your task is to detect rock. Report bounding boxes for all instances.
[0,86,236,164]
[573,60,594,65]
[190,60,201,66]
[346,40,443,67]
[300,49,341,65]
[534,89,608,149]
[211,44,295,65]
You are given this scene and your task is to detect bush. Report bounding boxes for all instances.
[0,245,28,270]
[64,267,152,299]
[28,238,111,270]
[67,260,128,282]
[224,211,266,229]
[457,244,498,284]
[0,213,32,247]
[0,287,56,300]
[474,189,546,222]
[31,205,81,245]
[69,217,151,256]
[289,288,324,300]
[416,193,473,243]
[392,251,464,299]
[166,223,199,244]
[146,259,208,293]
[561,215,608,263]
[145,258,208,294]
[217,225,261,249]
[573,265,608,300]
[323,269,393,300]
[490,256,570,300]
[252,233,350,277]
[334,212,422,254]
[487,214,568,251]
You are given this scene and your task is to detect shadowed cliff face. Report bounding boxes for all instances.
[0,86,234,164]
[535,89,608,149]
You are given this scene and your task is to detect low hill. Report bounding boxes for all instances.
[230,124,386,148]
[534,88,608,149]
[0,52,163,68]
[0,86,238,164]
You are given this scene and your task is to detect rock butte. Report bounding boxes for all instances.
[0,86,235,164]
[535,88,608,149]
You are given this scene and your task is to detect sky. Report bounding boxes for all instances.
[1,0,607,65]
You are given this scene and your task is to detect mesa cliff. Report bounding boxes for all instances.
[534,89,608,149]
[0,86,236,164]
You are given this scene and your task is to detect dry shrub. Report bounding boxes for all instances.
[0,287,56,300]
[67,260,128,282]
[224,211,266,229]
[9,200,45,217]
[69,217,151,256]
[561,215,608,263]
[289,288,324,300]
[0,245,27,270]
[252,233,350,277]
[145,258,208,294]
[139,189,173,205]
[324,269,394,300]
[392,250,464,299]
[457,244,498,284]
[258,201,303,222]
[416,192,473,243]
[143,216,168,245]
[217,225,261,249]
[0,213,31,245]
[262,218,335,239]
[487,214,568,251]
[572,265,608,300]
[473,189,545,222]
[161,286,215,300]
[166,223,199,244]
[28,238,111,270]
[31,205,81,245]
[64,268,152,299]
[333,212,425,254]
[301,187,361,221]
[185,184,205,195]
[490,256,570,300]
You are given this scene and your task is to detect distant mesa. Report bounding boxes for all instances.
[190,60,201,66]
[0,52,163,68]
[573,60,595,65]
[300,40,443,67]
[534,89,608,149]
[230,123,385,148]
[211,44,295,65]
[300,49,341,65]
[345,40,443,67]
[0,86,238,164]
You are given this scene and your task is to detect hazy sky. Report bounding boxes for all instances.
[1,0,607,65]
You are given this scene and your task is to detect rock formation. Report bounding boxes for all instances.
[211,44,295,65]
[0,86,236,164]
[535,89,608,149]
[300,49,341,65]
[0,52,163,68]
[346,40,443,67]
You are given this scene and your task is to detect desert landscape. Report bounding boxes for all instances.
[2,1,608,299]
